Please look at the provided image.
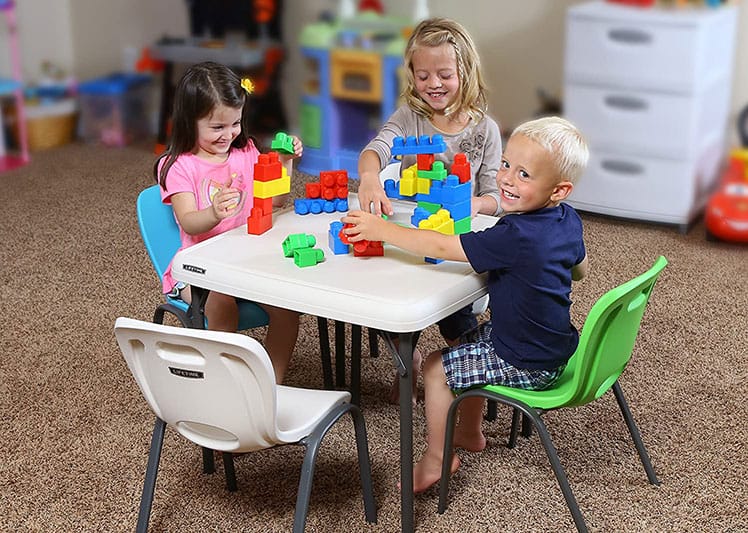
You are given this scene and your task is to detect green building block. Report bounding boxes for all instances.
[417,161,447,181]
[282,233,316,257]
[293,247,325,267]
[271,132,295,154]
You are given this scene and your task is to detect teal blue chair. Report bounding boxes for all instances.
[136,184,271,477]
[136,184,269,330]
[438,256,668,533]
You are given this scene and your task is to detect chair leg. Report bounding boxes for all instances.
[485,399,498,421]
[317,316,333,390]
[137,417,166,533]
[508,408,522,448]
[350,404,377,524]
[368,328,379,358]
[222,452,237,492]
[350,324,362,406]
[439,390,588,533]
[612,381,660,486]
[293,404,376,532]
[438,390,463,514]
[521,413,533,438]
[202,447,215,474]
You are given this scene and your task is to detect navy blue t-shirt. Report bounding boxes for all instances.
[459,203,585,370]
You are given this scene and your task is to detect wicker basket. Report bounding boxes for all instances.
[24,99,77,150]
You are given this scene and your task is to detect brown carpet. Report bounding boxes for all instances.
[2,142,746,532]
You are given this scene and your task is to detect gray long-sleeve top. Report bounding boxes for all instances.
[361,105,503,216]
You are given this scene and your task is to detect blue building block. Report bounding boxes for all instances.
[335,198,349,212]
[410,207,431,228]
[392,134,447,156]
[425,257,444,264]
[384,178,402,199]
[441,174,471,204]
[294,197,348,215]
[328,222,350,255]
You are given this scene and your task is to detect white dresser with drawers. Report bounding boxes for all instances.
[563,0,738,232]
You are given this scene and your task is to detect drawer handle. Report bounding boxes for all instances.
[608,28,652,45]
[604,95,648,111]
[601,160,645,175]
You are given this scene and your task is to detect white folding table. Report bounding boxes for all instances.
[172,196,497,532]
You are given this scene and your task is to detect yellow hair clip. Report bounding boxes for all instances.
[241,78,255,95]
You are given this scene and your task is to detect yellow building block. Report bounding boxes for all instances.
[399,164,418,197]
[417,177,431,195]
[418,209,454,235]
[254,167,290,198]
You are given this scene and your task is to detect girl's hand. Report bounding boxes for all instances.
[279,135,303,163]
[210,182,241,220]
[341,210,388,242]
[357,174,393,216]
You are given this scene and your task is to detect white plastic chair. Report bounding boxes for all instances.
[114,317,377,533]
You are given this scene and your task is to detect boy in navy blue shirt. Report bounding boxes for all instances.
[342,116,590,493]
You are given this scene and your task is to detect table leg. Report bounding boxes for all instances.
[398,332,414,533]
[185,286,209,330]
[350,324,362,406]
[317,316,334,389]
[335,321,346,387]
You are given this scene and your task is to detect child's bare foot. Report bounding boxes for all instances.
[398,451,460,494]
[454,428,486,452]
[388,348,422,406]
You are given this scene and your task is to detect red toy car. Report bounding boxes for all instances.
[705,149,748,243]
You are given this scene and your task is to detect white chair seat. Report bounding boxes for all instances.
[275,385,350,441]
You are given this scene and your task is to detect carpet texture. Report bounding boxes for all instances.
[2,143,746,532]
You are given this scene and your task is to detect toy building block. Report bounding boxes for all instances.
[451,153,471,184]
[295,198,322,215]
[254,152,283,182]
[418,209,455,235]
[253,196,274,216]
[416,177,432,195]
[454,216,471,235]
[410,207,431,227]
[247,207,273,235]
[353,240,384,257]
[282,233,317,257]
[391,134,446,155]
[417,200,442,214]
[270,132,295,154]
[320,170,349,200]
[339,223,354,245]
[399,164,418,197]
[417,161,447,181]
[417,153,435,171]
[293,247,325,267]
[425,256,444,265]
[384,179,402,199]
[328,222,350,255]
[305,182,321,198]
[253,168,290,198]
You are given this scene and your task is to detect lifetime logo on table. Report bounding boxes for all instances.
[182,264,206,275]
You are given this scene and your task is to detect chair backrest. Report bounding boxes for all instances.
[565,256,668,408]
[136,184,182,280]
[115,317,281,452]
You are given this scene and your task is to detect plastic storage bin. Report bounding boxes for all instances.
[77,73,152,147]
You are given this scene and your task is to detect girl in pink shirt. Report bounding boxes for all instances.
[154,61,303,382]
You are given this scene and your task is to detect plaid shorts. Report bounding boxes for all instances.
[441,322,565,392]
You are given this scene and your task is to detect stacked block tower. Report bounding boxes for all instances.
[247,150,291,235]
[383,135,472,262]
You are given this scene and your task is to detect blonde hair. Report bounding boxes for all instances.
[511,116,589,184]
[402,18,488,122]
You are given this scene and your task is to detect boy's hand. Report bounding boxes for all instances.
[278,135,303,163]
[341,210,388,242]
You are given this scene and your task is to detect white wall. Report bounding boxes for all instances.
[3,0,747,144]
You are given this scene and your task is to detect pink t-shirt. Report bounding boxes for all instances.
[159,143,260,293]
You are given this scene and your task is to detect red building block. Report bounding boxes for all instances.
[247,207,273,235]
[417,153,435,171]
[305,182,321,199]
[353,240,384,257]
[254,152,283,182]
[451,153,471,184]
[253,196,273,216]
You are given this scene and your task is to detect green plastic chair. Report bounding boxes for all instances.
[438,256,668,533]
